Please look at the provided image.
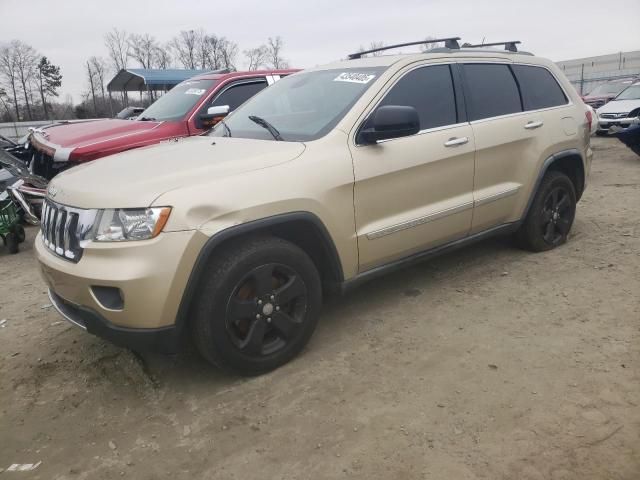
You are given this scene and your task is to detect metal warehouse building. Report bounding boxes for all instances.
[556,50,640,95]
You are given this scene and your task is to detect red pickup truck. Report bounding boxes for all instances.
[28,69,297,179]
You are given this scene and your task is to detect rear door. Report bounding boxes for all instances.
[350,63,475,270]
[461,62,552,233]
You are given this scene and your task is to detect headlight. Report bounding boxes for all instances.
[94,207,171,242]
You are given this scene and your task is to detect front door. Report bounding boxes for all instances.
[349,64,475,270]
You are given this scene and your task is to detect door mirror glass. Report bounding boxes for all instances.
[198,105,230,129]
[359,105,420,144]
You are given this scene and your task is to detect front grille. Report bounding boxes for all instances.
[600,113,627,119]
[41,200,97,262]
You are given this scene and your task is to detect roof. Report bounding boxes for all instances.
[311,48,540,72]
[107,68,214,92]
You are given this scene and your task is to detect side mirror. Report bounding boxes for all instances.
[197,105,230,129]
[359,105,420,145]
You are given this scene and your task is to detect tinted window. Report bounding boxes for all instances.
[463,64,522,120]
[211,80,268,111]
[512,65,567,110]
[373,65,457,131]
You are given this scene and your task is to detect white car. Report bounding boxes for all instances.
[596,82,640,135]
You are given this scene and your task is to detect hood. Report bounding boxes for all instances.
[31,119,162,161]
[597,99,640,114]
[48,136,306,208]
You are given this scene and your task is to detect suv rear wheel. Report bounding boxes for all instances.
[515,171,577,252]
[191,236,322,375]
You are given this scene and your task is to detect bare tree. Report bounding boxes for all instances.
[89,56,106,101]
[420,36,444,52]
[154,44,172,69]
[104,28,130,72]
[86,61,98,117]
[104,29,130,104]
[218,37,238,71]
[13,40,38,120]
[129,33,159,69]
[0,86,14,120]
[266,36,289,68]
[357,41,385,57]
[171,30,199,69]
[0,43,20,120]
[243,45,267,71]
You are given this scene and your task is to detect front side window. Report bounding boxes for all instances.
[463,64,522,121]
[209,67,386,142]
[137,79,215,122]
[209,80,268,112]
[512,65,568,110]
[365,64,457,132]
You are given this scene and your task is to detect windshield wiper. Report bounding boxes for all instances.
[248,115,283,141]
[138,116,156,121]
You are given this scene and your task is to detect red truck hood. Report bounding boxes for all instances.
[30,119,163,162]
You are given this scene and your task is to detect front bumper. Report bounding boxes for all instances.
[36,229,208,351]
[48,289,179,352]
[597,117,637,132]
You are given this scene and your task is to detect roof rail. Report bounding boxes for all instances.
[461,41,521,52]
[348,37,461,60]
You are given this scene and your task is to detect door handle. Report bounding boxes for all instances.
[444,136,469,147]
[524,120,544,129]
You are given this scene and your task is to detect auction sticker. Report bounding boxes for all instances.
[185,88,206,95]
[334,72,376,84]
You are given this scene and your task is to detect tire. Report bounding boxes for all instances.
[515,171,576,252]
[13,224,26,243]
[191,236,322,375]
[6,232,19,254]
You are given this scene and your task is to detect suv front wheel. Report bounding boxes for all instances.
[191,236,322,375]
[516,171,577,252]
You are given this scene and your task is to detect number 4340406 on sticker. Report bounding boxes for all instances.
[333,72,376,84]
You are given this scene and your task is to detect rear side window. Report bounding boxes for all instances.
[374,64,457,130]
[463,64,522,121]
[210,80,268,111]
[512,65,568,110]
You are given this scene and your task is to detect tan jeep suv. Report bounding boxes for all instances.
[36,38,593,375]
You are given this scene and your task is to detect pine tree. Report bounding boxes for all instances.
[37,56,62,120]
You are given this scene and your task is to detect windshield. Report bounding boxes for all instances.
[209,68,386,142]
[614,84,640,101]
[587,83,630,97]
[137,79,215,122]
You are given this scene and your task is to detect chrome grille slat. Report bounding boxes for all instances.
[40,200,96,263]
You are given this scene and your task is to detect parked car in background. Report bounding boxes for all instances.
[115,106,145,120]
[596,82,640,135]
[37,39,593,375]
[583,78,637,109]
[28,69,297,179]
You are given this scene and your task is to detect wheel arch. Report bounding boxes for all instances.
[174,211,344,332]
[522,149,585,221]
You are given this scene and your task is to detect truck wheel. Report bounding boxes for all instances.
[515,171,576,252]
[192,236,322,375]
[6,232,19,254]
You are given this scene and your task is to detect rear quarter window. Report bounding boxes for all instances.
[463,64,522,121]
[512,65,568,110]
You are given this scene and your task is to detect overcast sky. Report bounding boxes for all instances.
[1,0,639,102]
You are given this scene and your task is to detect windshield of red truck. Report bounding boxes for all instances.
[137,79,215,122]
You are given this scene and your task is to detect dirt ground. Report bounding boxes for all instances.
[1,137,639,480]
